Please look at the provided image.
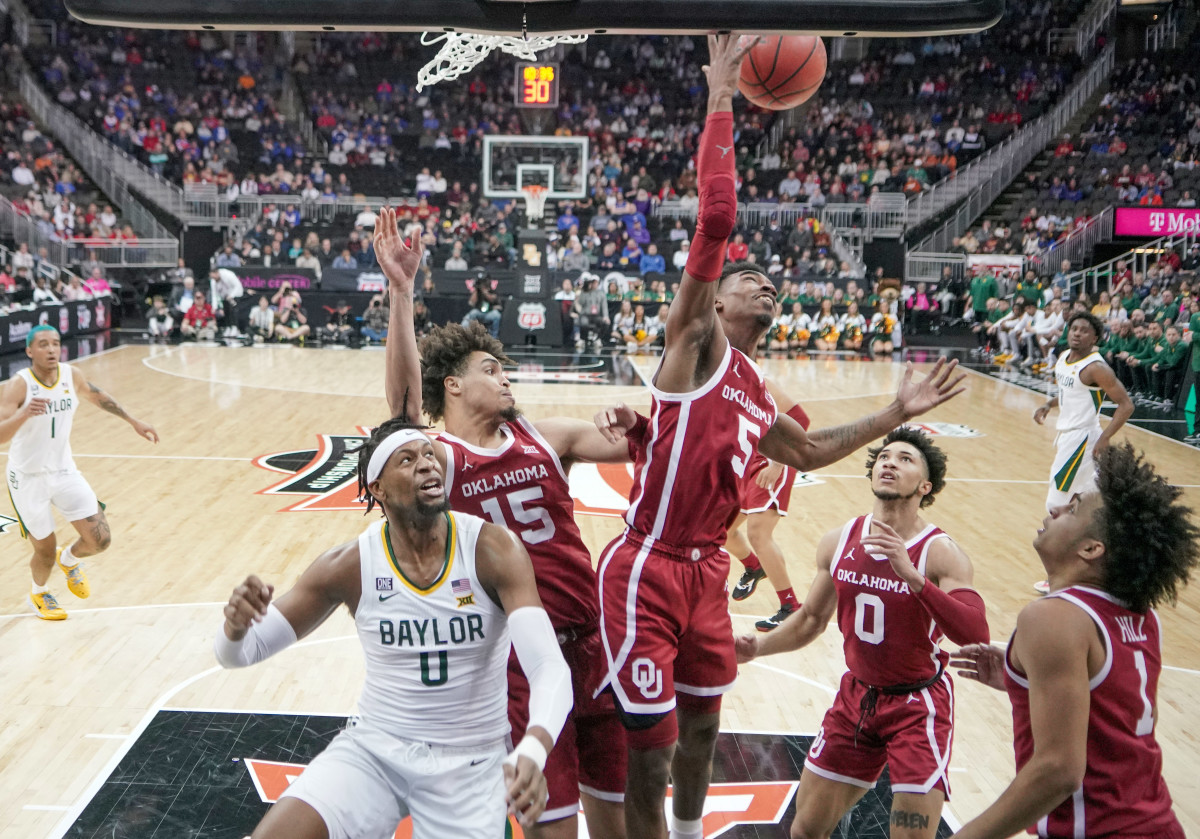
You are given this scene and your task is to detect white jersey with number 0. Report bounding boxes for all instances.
[1054,351,1104,432]
[355,512,511,746]
[9,365,78,474]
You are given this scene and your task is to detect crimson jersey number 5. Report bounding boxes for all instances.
[479,487,556,544]
[731,416,763,478]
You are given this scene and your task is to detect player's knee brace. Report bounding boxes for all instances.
[613,702,678,751]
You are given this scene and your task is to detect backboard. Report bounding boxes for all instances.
[482,136,588,201]
[65,0,1004,37]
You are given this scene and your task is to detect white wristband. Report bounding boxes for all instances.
[503,734,549,771]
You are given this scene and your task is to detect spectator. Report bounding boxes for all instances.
[461,281,501,338]
[32,276,59,305]
[573,276,609,349]
[296,248,323,279]
[181,290,217,341]
[248,295,275,343]
[361,294,389,343]
[146,295,173,340]
[209,267,245,336]
[274,292,312,342]
[445,243,469,271]
[323,299,355,344]
[61,275,93,301]
[640,243,666,275]
[332,249,358,270]
[170,275,197,319]
[214,244,242,268]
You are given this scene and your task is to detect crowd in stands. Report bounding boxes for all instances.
[0,241,114,312]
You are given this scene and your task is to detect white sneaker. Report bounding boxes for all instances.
[1033,579,1050,595]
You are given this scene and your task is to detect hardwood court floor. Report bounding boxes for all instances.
[1,343,1198,838]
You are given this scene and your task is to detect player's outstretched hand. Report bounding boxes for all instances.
[133,419,159,443]
[735,632,760,664]
[703,34,759,105]
[950,643,1006,691]
[19,397,50,419]
[895,357,966,419]
[223,575,274,642]
[374,206,424,292]
[594,402,638,444]
[503,756,549,828]
[859,519,924,591]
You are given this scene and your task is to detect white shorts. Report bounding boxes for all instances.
[279,722,509,839]
[1047,426,1101,512]
[6,468,99,540]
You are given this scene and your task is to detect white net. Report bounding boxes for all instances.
[521,186,548,227]
[417,31,588,91]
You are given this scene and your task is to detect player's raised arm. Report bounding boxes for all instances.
[474,523,571,828]
[214,541,359,667]
[377,206,426,420]
[655,35,753,393]
[71,367,158,442]
[758,358,965,472]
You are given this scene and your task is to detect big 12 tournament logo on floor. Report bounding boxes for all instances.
[254,430,371,512]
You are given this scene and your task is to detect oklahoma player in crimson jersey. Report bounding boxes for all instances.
[375,207,630,839]
[953,443,1196,839]
[737,428,989,839]
[590,36,965,839]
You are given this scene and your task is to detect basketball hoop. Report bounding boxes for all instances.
[521,184,549,228]
[417,31,588,91]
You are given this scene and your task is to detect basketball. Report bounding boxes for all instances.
[738,36,827,110]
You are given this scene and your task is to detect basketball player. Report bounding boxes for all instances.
[375,206,630,839]
[589,36,965,839]
[1031,312,1131,594]
[951,443,1194,839]
[0,325,159,620]
[728,382,810,631]
[735,428,987,839]
[216,419,572,839]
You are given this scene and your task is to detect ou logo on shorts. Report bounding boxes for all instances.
[631,657,662,699]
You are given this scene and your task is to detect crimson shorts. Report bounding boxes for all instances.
[739,459,794,516]
[507,627,626,823]
[596,528,737,716]
[804,670,955,798]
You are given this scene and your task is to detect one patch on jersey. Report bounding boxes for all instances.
[253,429,371,512]
[376,577,394,592]
[451,578,475,608]
[903,421,984,438]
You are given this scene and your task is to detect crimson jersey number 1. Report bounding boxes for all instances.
[479,488,556,545]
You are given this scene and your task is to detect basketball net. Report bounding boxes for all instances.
[521,184,548,228]
[417,31,588,91]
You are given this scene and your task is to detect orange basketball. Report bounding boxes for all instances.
[738,36,827,110]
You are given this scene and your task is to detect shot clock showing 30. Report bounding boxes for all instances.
[515,62,559,108]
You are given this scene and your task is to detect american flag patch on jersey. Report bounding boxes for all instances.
[451,579,472,596]
[375,577,393,592]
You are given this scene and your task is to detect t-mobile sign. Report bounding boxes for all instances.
[1114,207,1200,237]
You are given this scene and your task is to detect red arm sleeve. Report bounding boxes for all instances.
[786,403,810,430]
[684,112,737,283]
[625,411,651,460]
[914,585,990,646]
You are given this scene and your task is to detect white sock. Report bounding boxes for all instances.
[32,580,49,595]
[59,544,79,568]
[669,815,704,839]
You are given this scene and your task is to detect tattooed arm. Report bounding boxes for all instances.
[72,367,159,443]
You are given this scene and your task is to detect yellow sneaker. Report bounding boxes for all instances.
[57,548,90,599]
[30,591,67,620]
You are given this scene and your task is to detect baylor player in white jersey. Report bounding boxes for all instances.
[1032,311,1132,593]
[216,418,572,839]
[0,326,158,620]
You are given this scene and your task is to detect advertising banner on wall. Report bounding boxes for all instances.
[1113,207,1200,238]
[967,253,1024,281]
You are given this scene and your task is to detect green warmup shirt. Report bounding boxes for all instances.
[969,275,998,314]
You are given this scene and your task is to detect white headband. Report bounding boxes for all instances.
[366,429,432,484]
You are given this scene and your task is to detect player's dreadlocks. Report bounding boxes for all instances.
[1092,443,1199,612]
[356,416,431,516]
[419,321,512,422]
[864,427,948,508]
